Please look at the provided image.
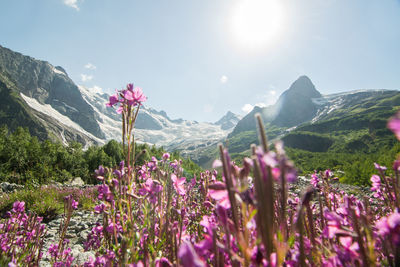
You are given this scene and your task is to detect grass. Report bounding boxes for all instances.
[0,185,98,222]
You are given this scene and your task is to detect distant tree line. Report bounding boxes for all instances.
[0,125,202,185]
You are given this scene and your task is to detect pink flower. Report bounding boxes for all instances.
[116,105,124,114]
[12,201,25,213]
[178,241,206,267]
[122,84,147,106]
[208,183,230,209]
[370,175,381,191]
[171,174,186,195]
[132,87,147,103]
[388,112,400,140]
[155,257,172,267]
[310,173,319,188]
[48,243,59,258]
[106,93,119,107]
[71,199,78,210]
[162,153,170,160]
[94,203,106,214]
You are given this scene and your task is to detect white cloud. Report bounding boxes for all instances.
[220,75,228,84]
[63,0,80,10]
[242,102,267,114]
[84,63,96,70]
[81,74,93,82]
[241,104,254,114]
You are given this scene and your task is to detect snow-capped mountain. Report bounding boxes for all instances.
[0,45,240,159]
[214,111,242,130]
[78,85,238,158]
[227,76,399,157]
[1,45,398,167]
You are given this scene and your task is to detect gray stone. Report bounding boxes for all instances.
[69,177,85,186]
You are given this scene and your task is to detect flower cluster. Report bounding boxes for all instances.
[0,201,45,265]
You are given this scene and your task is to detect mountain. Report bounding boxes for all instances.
[0,45,238,158]
[0,46,103,147]
[214,111,242,130]
[1,45,399,170]
[230,75,321,137]
[272,75,322,127]
[77,85,235,160]
[227,75,400,157]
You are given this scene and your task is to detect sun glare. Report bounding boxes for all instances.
[231,0,284,49]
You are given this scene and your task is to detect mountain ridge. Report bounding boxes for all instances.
[0,45,399,170]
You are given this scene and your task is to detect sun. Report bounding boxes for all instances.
[231,0,284,48]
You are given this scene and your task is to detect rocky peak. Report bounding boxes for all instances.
[215,111,241,130]
[282,75,321,99]
[0,45,104,139]
[270,76,322,127]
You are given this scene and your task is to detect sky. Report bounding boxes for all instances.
[0,0,399,122]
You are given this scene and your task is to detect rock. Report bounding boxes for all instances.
[69,177,85,186]
[0,182,24,193]
[40,210,101,266]
[74,250,95,266]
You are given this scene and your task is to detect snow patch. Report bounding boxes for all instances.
[20,93,102,143]
[78,85,234,155]
[52,67,65,76]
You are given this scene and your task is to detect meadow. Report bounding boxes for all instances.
[1,84,400,266]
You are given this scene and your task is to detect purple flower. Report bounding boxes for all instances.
[171,174,186,196]
[155,257,172,267]
[98,184,113,202]
[48,243,59,258]
[310,173,319,188]
[208,183,230,209]
[370,175,381,191]
[132,87,147,104]
[123,84,147,106]
[376,211,400,245]
[212,159,222,168]
[71,199,78,210]
[178,241,206,267]
[116,105,124,114]
[374,162,387,171]
[12,201,25,213]
[162,153,170,160]
[64,195,78,210]
[95,165,105,178]
[394,160,400,172]
[106,93,119,107]
[388,112,400,140]
[127,83,134,91]
[325,169,333,178]
[113,169,122,180]
[119,160,125,170]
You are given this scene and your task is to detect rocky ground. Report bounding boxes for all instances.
[39,211,102,266]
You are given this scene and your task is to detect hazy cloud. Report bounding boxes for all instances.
[242,102,267,114]
[84,63,97,70]
[81,74,93,82]
[241,104,254,114]
[220,75,228,84]
[63,0,80,10]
